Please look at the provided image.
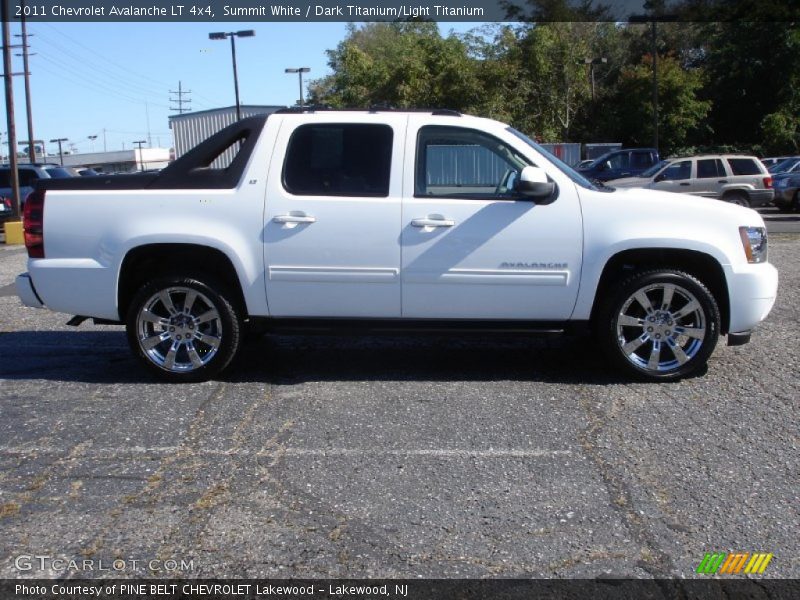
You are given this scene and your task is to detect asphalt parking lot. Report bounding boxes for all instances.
[0,238,797,580]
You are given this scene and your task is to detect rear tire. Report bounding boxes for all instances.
[125,275,242,382]
[596,270,720,381]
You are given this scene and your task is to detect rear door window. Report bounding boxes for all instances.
[283,124,393,197]
[631,151,654,169]
[726,158,761,176]
[697,159,725,178]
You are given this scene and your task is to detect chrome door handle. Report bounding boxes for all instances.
[411,217,455,228]
[273,214,316,224]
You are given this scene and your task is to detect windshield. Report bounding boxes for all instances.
[506,127,599,191]
[640,160,669,178]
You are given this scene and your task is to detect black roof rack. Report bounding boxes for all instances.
[275,106,461,116]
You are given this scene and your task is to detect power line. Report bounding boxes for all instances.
[35,23,226,108]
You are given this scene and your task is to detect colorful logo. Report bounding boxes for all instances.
[696,552,774,575]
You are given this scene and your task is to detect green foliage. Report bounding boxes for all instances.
[308,23,480,110]
[309,21,798,155]
[606,54,710,155]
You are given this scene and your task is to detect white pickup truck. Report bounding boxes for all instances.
[16,109,778,382]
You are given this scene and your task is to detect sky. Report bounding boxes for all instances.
[0,21,479,158]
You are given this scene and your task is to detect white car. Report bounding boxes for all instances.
[16,110,778,382]
[610,154,774,208]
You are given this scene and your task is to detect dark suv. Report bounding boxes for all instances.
[0,163,62,210]
[577,148,660,182]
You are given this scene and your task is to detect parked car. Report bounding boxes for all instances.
[577,148,660,181]
[78,168,100,177]
[44,166,80,178]
[0,164,59,209]
[761,156,790,169]
[772,172,800,211]
[0,196,12,225]
[16,111,777,383]
[767,156,800,174]
[609,154,774,208]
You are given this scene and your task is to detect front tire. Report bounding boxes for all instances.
[126,276,242,382]
[597,270,720,381]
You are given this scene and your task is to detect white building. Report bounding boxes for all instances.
[169,105,284,161]
[60,147,172,174]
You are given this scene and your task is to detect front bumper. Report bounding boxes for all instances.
[15,273,44,308]
[726,262,778,333]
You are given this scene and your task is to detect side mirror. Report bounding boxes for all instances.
[519,166,557,204]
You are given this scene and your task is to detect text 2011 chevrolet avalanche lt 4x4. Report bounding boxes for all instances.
[16,110,778,382]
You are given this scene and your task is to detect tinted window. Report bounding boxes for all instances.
[606,152,630,170]
[659,161,691,181]
[697,159,724,179]
[45,167,74,178]
[18,170,43,186]
[630,151,654,168]
[283,124,392,197]
[727,158,761,176]
[416,126,529,199]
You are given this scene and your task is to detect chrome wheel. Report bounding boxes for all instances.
[136,286,222,373]
[615,282,707,373]
[599,270,719,380]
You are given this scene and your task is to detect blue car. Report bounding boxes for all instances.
[578,148,660,182]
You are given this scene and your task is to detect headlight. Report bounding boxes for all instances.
[739,226,768,263]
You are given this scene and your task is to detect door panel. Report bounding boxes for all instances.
[401,120,583,320]
[263,116,406,317]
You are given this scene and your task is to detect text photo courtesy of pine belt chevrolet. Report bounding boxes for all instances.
[15,110,778,382]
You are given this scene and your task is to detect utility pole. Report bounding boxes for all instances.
[14,0,36,163]
[133,140,146,171]
[50,137,67,165]
[145,102,152,146]
[169,80,192,114]
[2,0,22,219]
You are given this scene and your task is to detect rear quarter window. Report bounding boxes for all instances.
[726,158,762,176]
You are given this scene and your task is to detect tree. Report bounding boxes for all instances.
[699,22,800,151]
[605,54,710,155]
[308,23,480,111]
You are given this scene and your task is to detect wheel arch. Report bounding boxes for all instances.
[118,243,248,322]
[590,248,730,334]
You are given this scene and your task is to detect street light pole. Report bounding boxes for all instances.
[582,57,607,103]
[629,13,677,155]
[209,30,255,121]
[285,67,310,107]
[49,137,67,166]
[133,140,147,172]
[88,135,97,152]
